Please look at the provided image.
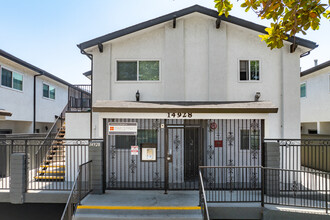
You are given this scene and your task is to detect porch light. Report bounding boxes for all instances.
[255,92,261,101]
[136,90,140,102]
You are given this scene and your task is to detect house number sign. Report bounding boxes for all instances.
[167,113,193,118]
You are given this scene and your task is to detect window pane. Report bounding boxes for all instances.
[1,68,12,88]
[43,84,49,98]
[250,130,260,150]
[49,86,55,99]
[117,61,137,81]
[139,61,159,81]
[300,83,306,98]
[137,129,158,146]
[240,60,248,80]
[13,72,23,91]
[250,60,260,80]
[115,136,136,149]
[240,130,250,150]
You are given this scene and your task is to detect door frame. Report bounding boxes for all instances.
[164,123,202,193]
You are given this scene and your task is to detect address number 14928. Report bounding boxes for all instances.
[167,113,193,118]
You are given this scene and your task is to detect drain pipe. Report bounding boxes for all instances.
[79,48,93,139]
[33,72,43,133]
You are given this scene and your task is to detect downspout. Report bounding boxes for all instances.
[33,73,43,133]
[79,48,93,139]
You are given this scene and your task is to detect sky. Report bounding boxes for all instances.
[0,0,329,84]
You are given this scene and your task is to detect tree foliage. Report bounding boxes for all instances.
[214,0,330,49]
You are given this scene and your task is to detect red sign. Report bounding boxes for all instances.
[214,140,223,147]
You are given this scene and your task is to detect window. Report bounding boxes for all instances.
[117,61,159,81]
[239,60,260,81]
[1,67,23,91]
[115,129,158,149]
[43,83,55,99]
[300,83,306,98]
[240,129,260,150]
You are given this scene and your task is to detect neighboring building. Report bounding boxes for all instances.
[300,60,330,135]
[0,49,73,134]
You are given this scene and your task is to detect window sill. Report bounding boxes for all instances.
[42,96,55,101]
[0,85,23,93]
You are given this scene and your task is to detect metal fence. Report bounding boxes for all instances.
[0,139,94,191]
[199,166,329,213]
[61,160,92,220]
[68,85,91,112]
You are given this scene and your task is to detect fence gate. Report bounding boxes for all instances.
[105,119,264,190]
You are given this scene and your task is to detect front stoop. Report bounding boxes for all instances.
[73,206,202,220]
[72,190,202,220]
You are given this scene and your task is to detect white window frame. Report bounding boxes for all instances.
[42,82,56,100]
[0,65,24,92]
[238,59,261,82]
[115,59,161,82]
[300,82,307,98]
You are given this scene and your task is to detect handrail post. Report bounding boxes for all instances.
[326,173,328,214]
[261,167,264,207]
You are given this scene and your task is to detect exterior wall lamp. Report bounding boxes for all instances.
[136,90,140,102]
[255,92,261,101]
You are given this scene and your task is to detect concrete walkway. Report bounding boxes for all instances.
[74,190,202,220]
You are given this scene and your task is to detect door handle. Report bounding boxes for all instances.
[167,155,173,162]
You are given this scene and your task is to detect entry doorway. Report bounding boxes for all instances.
[165,123,202,190]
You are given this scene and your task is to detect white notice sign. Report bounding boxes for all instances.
[108,122,138,135]
[131,146,139,156]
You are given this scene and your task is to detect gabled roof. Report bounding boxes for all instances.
[301,60,330,77]
[0,49,72,87]
[78,5,317,51]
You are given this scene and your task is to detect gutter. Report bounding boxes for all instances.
[33,73,43,133]
[78,47,93,139]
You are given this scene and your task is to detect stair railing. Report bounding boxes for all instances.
[61,160,92,220]
[199,168,210,220]
[34,104,68,175]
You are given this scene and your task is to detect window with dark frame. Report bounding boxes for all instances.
[115,129,158,149]
[117,61,159,81]
[239,60,260,81]
[240,129,260,150]
[43,83,55,100]
[1,67,23,91]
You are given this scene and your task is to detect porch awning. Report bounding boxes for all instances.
[93,100,278,114]
[0,109,12,116]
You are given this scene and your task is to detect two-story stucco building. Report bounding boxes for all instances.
[0,49,72,134]
[300,60,330,135]
[66,5,317,192]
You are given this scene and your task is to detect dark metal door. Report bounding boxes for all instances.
[165,124,201,191]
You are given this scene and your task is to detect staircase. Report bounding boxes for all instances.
[34,123,66,181]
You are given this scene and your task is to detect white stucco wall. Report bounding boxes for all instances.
[65,112,90,139]
[301,66,330,134]
[0,57,68,133]
[87,13,306,139]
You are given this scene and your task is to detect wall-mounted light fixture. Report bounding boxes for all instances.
[136,90,140,102]
[255,92,261,102]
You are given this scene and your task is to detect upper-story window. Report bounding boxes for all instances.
[43,83,55,100]
[1,67,23,91]
[239,60,260,81]
[117,60,160,81]
[300,82,306,98]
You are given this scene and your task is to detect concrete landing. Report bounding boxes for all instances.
[73,190,202,220]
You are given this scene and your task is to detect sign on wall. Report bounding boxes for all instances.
[108,122,138,135]
[131,146,139,156]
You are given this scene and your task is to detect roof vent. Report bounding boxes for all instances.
[314,59,318,66]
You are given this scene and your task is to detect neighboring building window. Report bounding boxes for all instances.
[1,67,23,91]
[117,61,159,81]
[300,83,306,98]
[239,60,260,81]
[115,129,158,149]
[240,129,260,150]
[43,83,55,99]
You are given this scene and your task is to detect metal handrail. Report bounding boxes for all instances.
[199,169,210,220]
[61,160,92,220]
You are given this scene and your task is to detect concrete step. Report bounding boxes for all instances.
[73,206,203,220]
